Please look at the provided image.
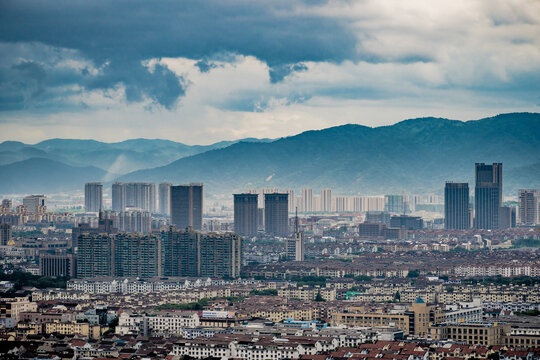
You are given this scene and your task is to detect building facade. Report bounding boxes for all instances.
[170,183,203,230]
[518,189,538,226]
[445,182,470,230]
[158,182,172,215]
[84,182,103,212]
[475,163,503,229]
[234,193,258,237]
[264,193,289,237]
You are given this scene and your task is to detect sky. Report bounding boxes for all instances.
[0,0,539,144]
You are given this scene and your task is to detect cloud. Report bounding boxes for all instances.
[0,0,539,143]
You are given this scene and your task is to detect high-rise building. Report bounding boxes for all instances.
[498,206,516,229]
[170,183,203,230]
[286,190,295,213]
[475,163,503,229]
[321,188,332,212]
[112,182,126,212]
[161,226,199,277]
[113,233,162,278]
[84,182,103,212]
[118,210,152,233]
[112,183,156,212]
[518,189,539,226]
[199,232,242,278]
[234,193,258,237]
[77,232,161,278]
[384,195,407,214]
[0,223,12,245]
[264,193,289,237]
[286,212,304,261]
[445,182,470,230]
[40,253,76,278]
[158,182,172,215]
[71,210,117,250]
[22,194,46,213]
[301,188,313,212]
[77,233,114,278]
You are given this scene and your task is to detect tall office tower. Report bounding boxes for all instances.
[22,194,46,213]
[445,182,470,230]
[234,193,258,237]
[199,233,242,278]
[118,211,152,233]
[475,163,503,229]
[264,193,289,237]
[321,188,332,212]
[1,199,12,212]
[518,189,539,226]
[161,226,200,277]
[287,212,304,261]
[158,182,172,215]
[0,223,12,245]
[77,234,113,278]
[112,182,126,212]
[301,188,313,212]
[84,182,103,212]
[114,233,162,278]
[170,183,203,230]
[384,195,406,214]
[39,253,76,278]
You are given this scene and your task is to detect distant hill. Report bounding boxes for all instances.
[0,137,273,173]
[0,158,108,194]
[120,113,540,196]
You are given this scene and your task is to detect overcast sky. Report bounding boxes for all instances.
[0,0,539,144]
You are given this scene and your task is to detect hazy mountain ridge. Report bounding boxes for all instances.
[120,113,540,196]
[0,113,538,196]
[0,137,274,173]
[0,158,108,194]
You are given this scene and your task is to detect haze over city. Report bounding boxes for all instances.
[0,1,540,359]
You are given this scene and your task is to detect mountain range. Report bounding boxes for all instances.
[1,112,539,196]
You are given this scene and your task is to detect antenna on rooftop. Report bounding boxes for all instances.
[295,206,299,233]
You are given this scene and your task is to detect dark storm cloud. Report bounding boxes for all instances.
[0,0,357,109]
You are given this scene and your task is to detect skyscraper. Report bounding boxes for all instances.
[302,188,313,212]
[286,211,304,261]
[264,193,289,237]
[85,182,103,212]
[112,182,126,212]
[475,163,503,229]
[161,226,199,277]
[321,188,332,212]
[199,232,242,278]
[234,193,258,237]
[384,195,407,214]
[113,182,156,212]
[518,189,539,226]
[22,194,46,213]
[170,183,203,230]
[118,210,152,233]
[158,182,172,215]
[445,182,470,230]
